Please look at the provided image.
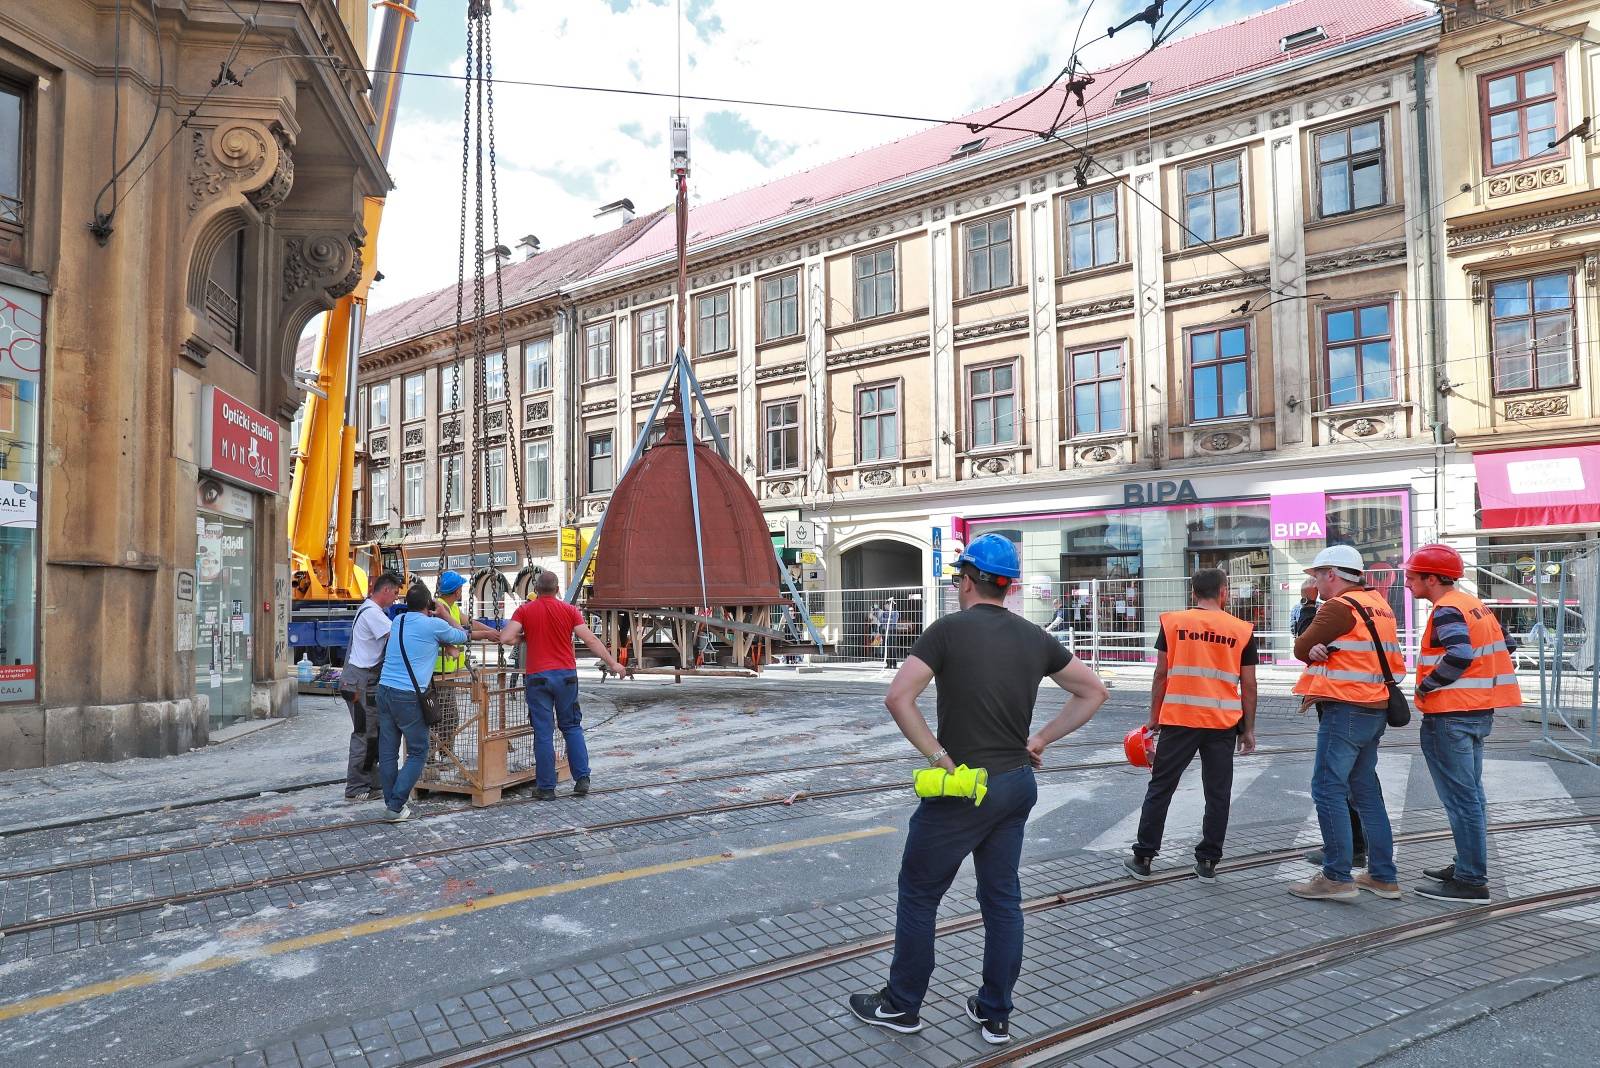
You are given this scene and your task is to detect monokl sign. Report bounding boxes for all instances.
[198,385,279,494]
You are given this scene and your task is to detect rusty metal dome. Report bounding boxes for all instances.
[588,413,786,609]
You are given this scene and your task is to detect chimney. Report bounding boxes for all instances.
[594,198,636,230]
[479,243,511,268]
[516,234,541,260]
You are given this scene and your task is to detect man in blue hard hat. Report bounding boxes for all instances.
[848,532,1110,1046]
[432,570,502,674]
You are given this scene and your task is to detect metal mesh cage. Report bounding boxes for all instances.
[420,659,567,805]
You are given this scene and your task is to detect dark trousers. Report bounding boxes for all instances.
[887,765,1036,1022]
[339,662,381,796]
[1134,724,1236,862]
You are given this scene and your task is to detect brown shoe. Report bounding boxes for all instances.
[1355,872,1402,899]
[1288,873,1360,901]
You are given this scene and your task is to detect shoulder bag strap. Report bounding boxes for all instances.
[1339,595,1397,686]
[397,615,427,701]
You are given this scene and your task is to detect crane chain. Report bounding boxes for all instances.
[439,2,478,578]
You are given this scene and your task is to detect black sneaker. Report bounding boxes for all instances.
[847,990,922,1034]
[1123,856,1154,881]
[1304,848,1367,869]
[1414,878,1489,902]
[1194,859,1218,882]
[531,788,556,801]
[965,995,1011,1046]
[573,776,591,797]
[1422,863,1456,882]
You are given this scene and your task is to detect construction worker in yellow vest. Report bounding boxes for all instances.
[1404,544,1521,903]
[432,571,501,673]
[1124,567,1257,885]
[1289,544,1405,902]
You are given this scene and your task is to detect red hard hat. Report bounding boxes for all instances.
[1123,725,1158,769]
[1405,543,1465,580]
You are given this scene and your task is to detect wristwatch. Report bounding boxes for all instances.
[926,748,947,767]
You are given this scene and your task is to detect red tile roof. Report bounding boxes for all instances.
[596,0,1431,276]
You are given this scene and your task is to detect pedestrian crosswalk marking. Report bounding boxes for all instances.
[1086,763,1270,854]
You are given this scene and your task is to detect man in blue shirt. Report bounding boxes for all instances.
[375,583,468,821]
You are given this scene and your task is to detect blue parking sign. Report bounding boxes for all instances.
[931,549,943,578]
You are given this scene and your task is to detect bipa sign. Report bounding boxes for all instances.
[198,385,279,494]
[1270,492,1326,541]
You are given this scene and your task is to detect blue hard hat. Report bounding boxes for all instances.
[436,570,466,596]
[955,533,1021,582]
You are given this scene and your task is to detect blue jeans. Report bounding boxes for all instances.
[376,684,430,813]
[525,669,591,790]
[1311,702,1396,883]
[887,765,1037,1022]
[1420,711,1493,886]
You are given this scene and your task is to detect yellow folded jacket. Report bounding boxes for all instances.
[913,764,988,806]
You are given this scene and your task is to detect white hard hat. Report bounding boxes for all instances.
[1306,544,1365,576]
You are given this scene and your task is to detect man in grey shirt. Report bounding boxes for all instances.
[340,572,401,801]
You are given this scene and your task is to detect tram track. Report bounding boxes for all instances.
[405,811,1600,1068]
[0,734,1463,940]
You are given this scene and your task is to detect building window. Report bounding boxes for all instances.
[370,467,390,522]
[1065,189,1118,272]
[967,362,1017,448]
[1482,60,1562,171]
[853,246,896,319]
[639,419,668,448]
[760,272,800,342]
[696,290,732,356]
[369,382,390,427]
[1188,324,1250,421]
[1491,271,1575,394]
[0,83,26,265]
[855,382,899,463]
[1316,119,1385,217]
[584,321,613,380]
[964,215,1014,295]
[523,338,551,391]
[764,399,800,473]
[404,373,426,420]
[1323,302,1395,406]
[1068,344,1124,436]
[524,439,551,501]
[0,283,42,701]
[698,408,731,449]
[1181,155,1244,246]
[485,351,506,402]
[439,362,463,411]
[636,306,670,368]
[204,229,246,357]
[441,454,463,514]
[403,461,424,519]
[587,432,614,493]
[483,447,506,509]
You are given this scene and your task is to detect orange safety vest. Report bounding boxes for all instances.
[1292,588,1405,705]
[1416,589,1521,713]
[1158,608,1254,729]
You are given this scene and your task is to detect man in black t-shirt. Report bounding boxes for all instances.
[848,535,1109,1046]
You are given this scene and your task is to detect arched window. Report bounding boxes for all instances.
[205,229,245,358]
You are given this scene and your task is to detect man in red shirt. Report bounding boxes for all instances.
[498,571,626,798]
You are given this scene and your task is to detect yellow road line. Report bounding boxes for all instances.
[0,825,893,1022]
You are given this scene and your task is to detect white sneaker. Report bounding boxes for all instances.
[383,804,412,823]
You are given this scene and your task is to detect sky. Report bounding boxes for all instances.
[366,0,1270,313]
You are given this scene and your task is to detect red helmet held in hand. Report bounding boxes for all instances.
[1404,543,1465,580]
[1124,725,1158,769]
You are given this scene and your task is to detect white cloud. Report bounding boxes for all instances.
[369,0,1253,312]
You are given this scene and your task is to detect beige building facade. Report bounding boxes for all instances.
[0,0,385,768]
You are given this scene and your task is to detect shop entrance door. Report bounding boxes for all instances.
[195,514,254,728]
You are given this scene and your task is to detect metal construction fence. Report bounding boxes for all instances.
[1532,542,1599,768]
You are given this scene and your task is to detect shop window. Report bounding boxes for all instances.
[1481,60,1563,171]
[440,454,462,514]
[760,272,800,342]
[1068,344,1124,436]
[439,362,463,411]
[369,467,390,522]
[0,82,25,266]
[636,306,670,369]
[404,372,425,420]
[369,382,390,427]
[1491,271,1575,394]
[1066,189,1118,272]
[1323,302,1395,406]
[205,230,246,358]
[696,290,732,357]
[1316,118,1385,217]
[403,461,424,519]
[856,382,899,463]
[967,362,1017,448]
[1188,324,1250,421]
[0,283,41,702]
[1326,492,1410,622]
[964,215,1014,295]
[587,432,614,493]
[524,440,550,501]
[1181,155,1244,246]
[764,399,800,473]
[482,447,506,509]
[523,338,551,391]
[584,321,613,380]
[853,246,896,319]
[485,351,506,402]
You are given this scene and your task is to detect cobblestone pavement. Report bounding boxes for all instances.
[0,677,1594,1068]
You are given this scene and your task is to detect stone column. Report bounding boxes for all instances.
[1128,166,1166,463]
[929,214,956,479]
[1027,190,1059,470]
[804,261,826,496]
[736,277,757,486]
[1268,125,1309,446]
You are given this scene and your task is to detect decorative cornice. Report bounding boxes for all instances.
[953,313,1029,344]
[755,359,807,381]
[1056,295,1135,323]
[580,399,618,416]
[1164,269,1271,302]
[1447,202,1600,251]
[1305,241,1408,278]
[825,333,930,369]
[700,374,738,391]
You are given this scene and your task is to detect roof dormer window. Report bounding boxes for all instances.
[951,137,988,159]
[1281,27,1327,51]
[1113,82,1152,106]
